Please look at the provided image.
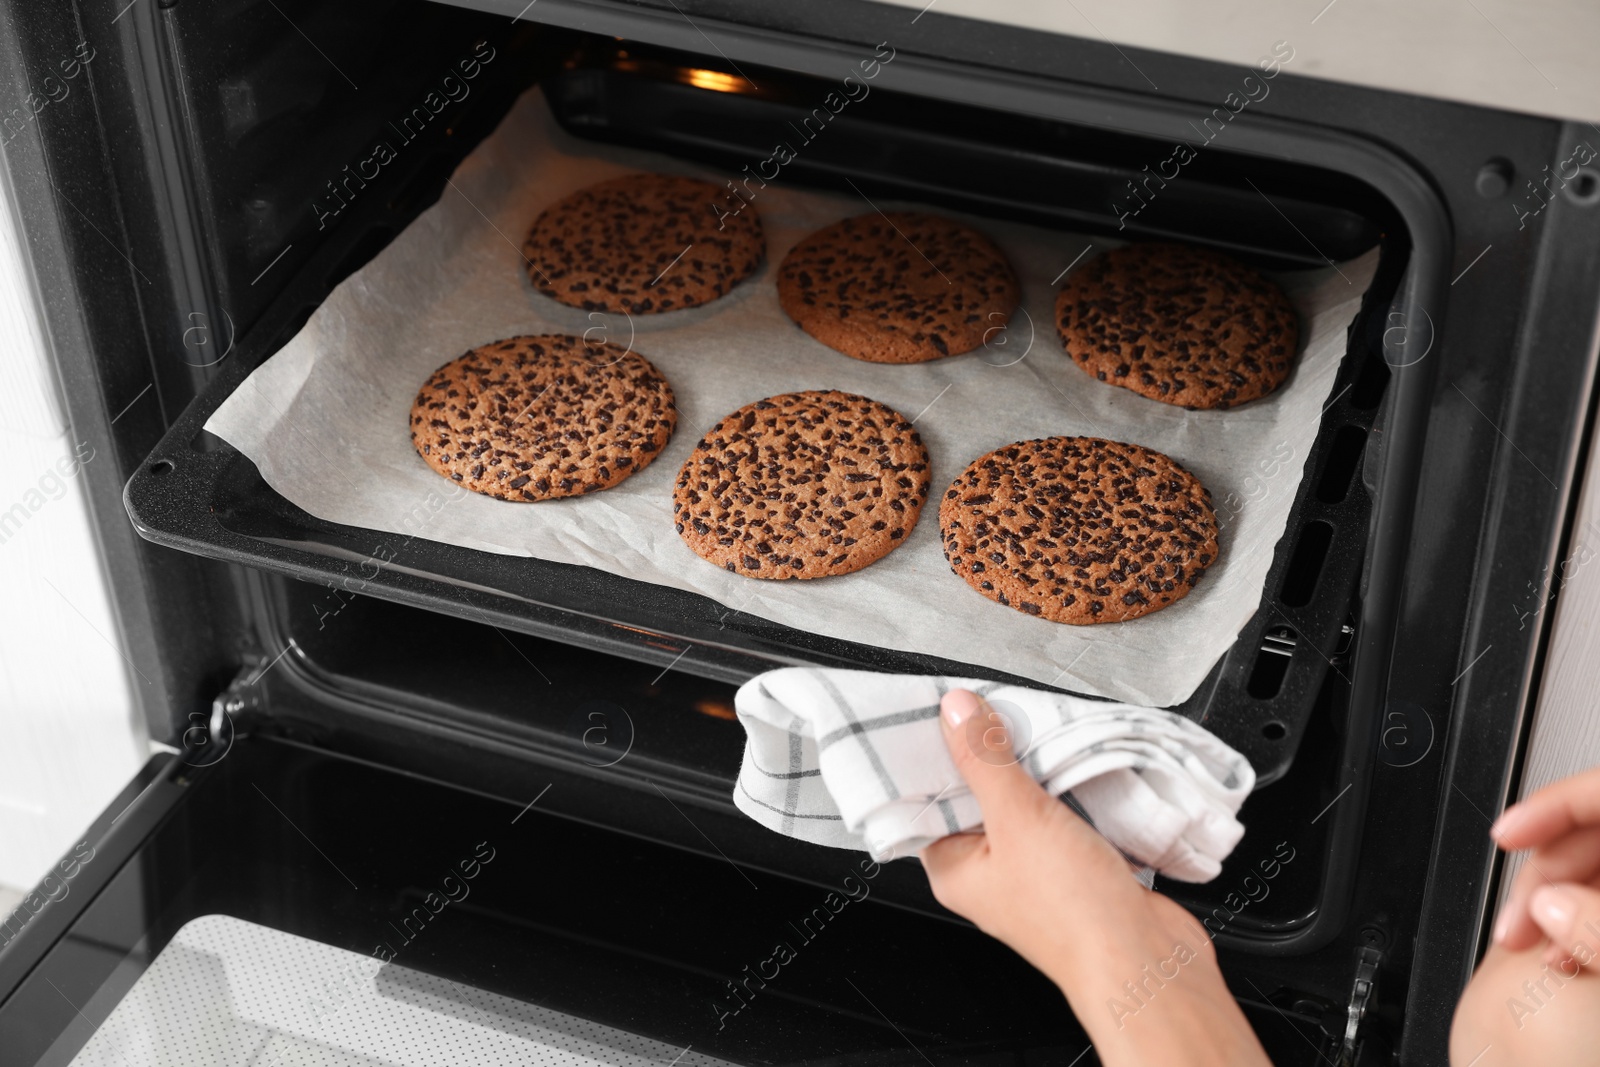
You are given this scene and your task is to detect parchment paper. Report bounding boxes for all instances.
[207,87,1379,708]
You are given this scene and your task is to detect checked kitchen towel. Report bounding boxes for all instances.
[733,668,1255,882]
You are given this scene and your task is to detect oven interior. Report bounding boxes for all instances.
[129,0,1406,913]
[28,0,1467,1060]
[134,13,1405,786]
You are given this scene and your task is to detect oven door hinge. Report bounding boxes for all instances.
[1339,946,1382,1066]
[175,666,261,767]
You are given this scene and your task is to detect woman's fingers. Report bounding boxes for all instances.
[1493,767,1600,850]
[1495,826,1600,950]
[936,690,1133,885]
[938,689,1047,827]
[1529,882,1600,970]
[929,690,1116,871]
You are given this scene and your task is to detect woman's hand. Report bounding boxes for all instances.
[920,689,1270,1067]
[1491,767,1600,957]
[1451,767,1600,1066]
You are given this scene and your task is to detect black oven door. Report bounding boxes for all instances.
[0,735,1042,1065]
[4,728,1359,1066]
[0,736,1111,1067]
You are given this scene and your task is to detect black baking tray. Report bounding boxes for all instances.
[124,46,1407,789]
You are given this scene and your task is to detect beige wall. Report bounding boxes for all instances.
[873,0,1600,123]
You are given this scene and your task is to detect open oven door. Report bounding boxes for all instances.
[1,724,1360,1067]
[1,733,1109,1067]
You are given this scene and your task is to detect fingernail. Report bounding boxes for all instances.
[1492,907,1514,944]
[942,689,982,729]
[1531,886,1577,940]
[1491,805,1523,842]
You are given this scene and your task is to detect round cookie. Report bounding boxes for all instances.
[1055,243,1299,409]
[522,173,764,314]
[777,212,1020,364]
[674,390,931,579]
[940,436,1218,624]
[411,334,676,501]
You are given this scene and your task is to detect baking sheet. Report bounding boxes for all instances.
[207,86,1379,708]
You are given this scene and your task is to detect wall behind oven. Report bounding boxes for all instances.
[865,0,1600,124]
[0,164,143,892]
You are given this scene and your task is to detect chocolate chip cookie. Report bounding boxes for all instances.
[777,212,1020,363]
[522,173,764,314]
[1055,243,1299,409]
[940,436,1218,623]
[411,334,676,500]
[674,390,931,579]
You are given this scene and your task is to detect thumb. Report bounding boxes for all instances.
[940,689,1046,824]
[1530,883,1600,968]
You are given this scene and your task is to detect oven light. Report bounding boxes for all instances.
[683,68,743,93]
[694,697,738,721]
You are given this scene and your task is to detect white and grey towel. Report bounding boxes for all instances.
[733,668,1255,883]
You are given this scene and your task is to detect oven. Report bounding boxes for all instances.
[2,1,1598,1063]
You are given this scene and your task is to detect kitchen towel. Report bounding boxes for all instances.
[734,668,1254,882]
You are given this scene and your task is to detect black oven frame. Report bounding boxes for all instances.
[3,0,1600,1062]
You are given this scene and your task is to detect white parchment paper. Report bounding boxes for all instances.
[207,88,1379,707]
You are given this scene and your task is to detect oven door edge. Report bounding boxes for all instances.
[0,754,182,1005]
